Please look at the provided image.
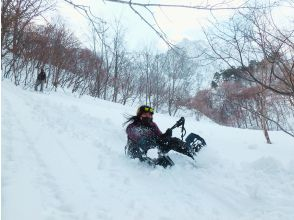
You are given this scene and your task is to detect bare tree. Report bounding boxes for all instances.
[193,63,294,140]
[1,0,54,84]
[103,0,268,49]
[136,48,154,106]
[163,49,194,115]
[111,20,126,102]
[205,5,294,98]
[119,54,137,105]
[149,54,168,110]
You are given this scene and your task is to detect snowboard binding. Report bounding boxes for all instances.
[184,133,206,156]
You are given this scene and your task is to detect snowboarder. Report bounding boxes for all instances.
[34,68,46,92]
[124,105,204,168]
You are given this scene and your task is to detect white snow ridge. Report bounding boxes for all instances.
[2,81,294,220]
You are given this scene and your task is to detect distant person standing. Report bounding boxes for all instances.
[34,68,46,92]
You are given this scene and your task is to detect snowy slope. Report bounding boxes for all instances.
[2,81,294,220]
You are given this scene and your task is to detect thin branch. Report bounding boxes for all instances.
[63,0,111,50]
[128,1,177,50]
[239,101,294,138]
[104,0,270,10]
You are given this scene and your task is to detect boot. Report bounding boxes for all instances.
[168,137,194,159]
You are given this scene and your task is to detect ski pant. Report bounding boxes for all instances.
[126,143,174,168]
[35,79,45,92]
[126,137,193,161]
[165,137,194,159]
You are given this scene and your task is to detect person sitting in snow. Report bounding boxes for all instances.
[124,105,194,167]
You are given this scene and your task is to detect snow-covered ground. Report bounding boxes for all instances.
[2,81,294,220]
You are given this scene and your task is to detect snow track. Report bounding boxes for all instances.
[2,81,294,220]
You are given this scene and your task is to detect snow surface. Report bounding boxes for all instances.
[2,81,294,220]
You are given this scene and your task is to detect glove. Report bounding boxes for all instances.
[164,128,172,138]
[158,129,172,145]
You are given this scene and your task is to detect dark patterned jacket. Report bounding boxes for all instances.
[126,120,163,157]
[37,71,46,81]
[126,121,162,143]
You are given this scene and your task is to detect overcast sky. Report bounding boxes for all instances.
[51,0,293,52]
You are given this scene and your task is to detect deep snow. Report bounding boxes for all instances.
[2,81,294,220]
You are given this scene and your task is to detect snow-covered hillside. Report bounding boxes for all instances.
[2,81,294,220]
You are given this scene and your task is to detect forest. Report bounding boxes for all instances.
[2,0,294,141]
